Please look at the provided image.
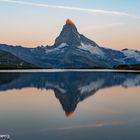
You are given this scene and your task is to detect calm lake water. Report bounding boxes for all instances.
[0,71,140,140]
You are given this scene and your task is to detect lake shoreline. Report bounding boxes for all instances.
[0,69,140,73]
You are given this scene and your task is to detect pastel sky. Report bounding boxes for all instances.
[0,0,140,50]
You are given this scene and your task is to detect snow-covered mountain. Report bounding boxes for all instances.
[121,48,140,64]
[0,19,140,69]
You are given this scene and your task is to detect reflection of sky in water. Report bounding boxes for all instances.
[0,72,140,140]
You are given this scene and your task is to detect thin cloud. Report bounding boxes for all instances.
[0,0,139,18]
[40,120,126,132]
[82,22,125,32]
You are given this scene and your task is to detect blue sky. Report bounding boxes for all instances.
[12,0,140,14]
[0,0,140,50]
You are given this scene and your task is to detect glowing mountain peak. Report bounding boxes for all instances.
[66,19,75,25]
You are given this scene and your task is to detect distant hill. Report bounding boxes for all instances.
[0,50,39,69]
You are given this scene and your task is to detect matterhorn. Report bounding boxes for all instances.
[0,19,140,69]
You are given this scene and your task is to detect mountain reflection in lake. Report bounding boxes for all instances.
[0,71,140,140]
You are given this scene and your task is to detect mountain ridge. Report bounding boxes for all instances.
[0,19,140,69]
[0,49,39,69]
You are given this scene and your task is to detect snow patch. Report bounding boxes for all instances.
[58,43,68,48]
[122,49,140,60]
[78,34,81,39]
[45,43,68,53]
[78,43,104,57]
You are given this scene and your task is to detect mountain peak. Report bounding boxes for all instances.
[66,19,75,25]
[54,19,80,46]
[54,19,99,47]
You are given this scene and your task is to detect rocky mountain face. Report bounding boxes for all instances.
[54,19,99,47]
[0,50,38,69]
[0,19,140,69]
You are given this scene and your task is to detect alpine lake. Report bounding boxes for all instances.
[0,70,140,140]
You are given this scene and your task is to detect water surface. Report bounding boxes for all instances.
[0,71,140,140]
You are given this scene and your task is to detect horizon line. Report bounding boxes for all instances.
[0,69,140,73]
